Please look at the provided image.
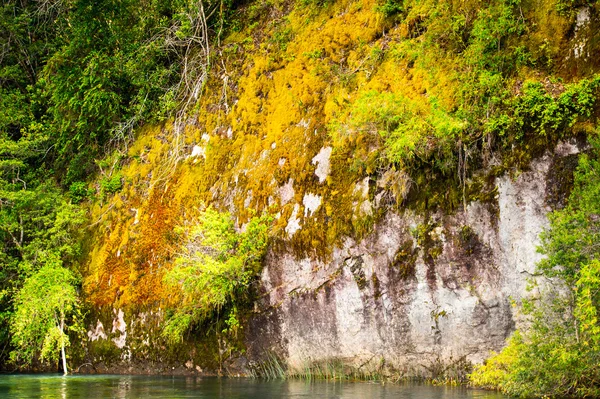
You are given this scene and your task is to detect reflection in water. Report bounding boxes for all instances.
[61,376,67,399]
[0,374,509,399]
[117,375,132,399]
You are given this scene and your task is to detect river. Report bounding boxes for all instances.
[0,374,510,398]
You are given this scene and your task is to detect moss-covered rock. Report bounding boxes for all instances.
[77,0,600,376]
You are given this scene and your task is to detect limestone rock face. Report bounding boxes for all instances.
[84,142,580,376]
[246,152,560,374]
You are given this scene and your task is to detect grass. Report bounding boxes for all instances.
[249,353,287,380]
[250,354,384,381]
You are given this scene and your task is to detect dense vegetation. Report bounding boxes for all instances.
[0,0,599,389]
[0,0,228,369]
[162,207,271,369]
[10,256,83,374]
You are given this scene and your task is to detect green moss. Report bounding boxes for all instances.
[466,175,498,204]
[412,221,443,260]
[88,338,121,365]
[458,225,478,256]
[372,273,382,299]
[411,219,443,287]
[405,167,461,213]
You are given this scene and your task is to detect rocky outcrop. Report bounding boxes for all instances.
[81,139,581,377]
[246,148,575,376]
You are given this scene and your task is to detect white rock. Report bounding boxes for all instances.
[111,309,127,349]
[285,204,302,237]
[244,190,253,208]
[190,145,204,158]
[574,7,591,59]
[555,140,580,156]
[279,179,295,206]
[87,320,107,341]
[576,7,590,31]
[311,147,332,184]
[353,177,370,198]
[303,193,322,217]
[131,208,140,225]
[259,152,558,372]
[297,119,310,129]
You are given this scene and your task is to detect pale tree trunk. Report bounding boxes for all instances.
[59,317,67,375]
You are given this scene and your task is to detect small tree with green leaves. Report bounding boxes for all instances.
[163,207,271,367]
[10,253,82,374]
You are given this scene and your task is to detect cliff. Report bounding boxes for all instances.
[248,145,580,377]
[75,0,600,377]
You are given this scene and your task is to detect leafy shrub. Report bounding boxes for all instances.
[332,90,464,167]
[100,173,123,196]
[68,182,89,203]
[489,76,600,144]
[377,0,404,17]
[10,253,83,373]
[162,207,272,344]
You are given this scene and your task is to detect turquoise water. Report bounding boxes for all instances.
[0,375,509,398]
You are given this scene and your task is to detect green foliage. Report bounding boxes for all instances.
[304,48,325,60]
[556,0,599,15]
[377,0,404,17]
[0,184,86,271]
[9,254,83,371]
[68,182,90,203]
[463,2,525,72]
[271,23,294,53]
[1,0,232,185]
[0,127,86,366]
[490,77,600,145]
[0,183,86,366]
[162,207,272,345]
[576,260,600,348]
[470,137,600,398]
[42,0,180,182]
[100,173,123,196]
[538,143,600,285]
[334,90,464,168]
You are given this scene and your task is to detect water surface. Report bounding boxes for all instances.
[0,374,509,399]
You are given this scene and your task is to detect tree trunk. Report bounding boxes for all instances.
[60,318,68,375]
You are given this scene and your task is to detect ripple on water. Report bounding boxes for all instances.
[0,375,510,399]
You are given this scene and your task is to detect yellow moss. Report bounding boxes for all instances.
[83,0,402,304]
[83,0,579,306]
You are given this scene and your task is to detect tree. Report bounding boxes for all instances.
[0,130,86,365]
[162,207,271,353]
[9,253,82,374]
